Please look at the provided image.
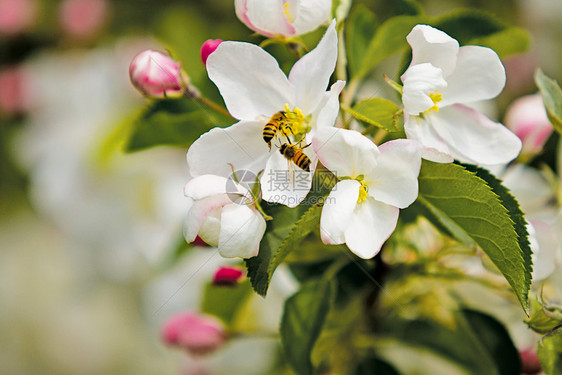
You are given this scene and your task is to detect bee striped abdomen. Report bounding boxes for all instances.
[263,111,287,149]
[279,143,311,172]
[294,150,311,171]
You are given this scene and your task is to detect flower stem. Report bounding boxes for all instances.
[196,96,234,119]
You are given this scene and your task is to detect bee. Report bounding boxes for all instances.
[279,142,311,172]
[263,111,292,149]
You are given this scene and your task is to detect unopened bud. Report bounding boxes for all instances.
[162,312,226,356]
[520,349,541,375]
[129,49,189,99]
[505,94,553,159]
[200,39,222,66]
[212,266,244,286]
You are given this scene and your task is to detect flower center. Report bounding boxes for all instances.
[357,182,369,203]
[282,104,310,143]
[283,2,295,23]
[427,91,443,113]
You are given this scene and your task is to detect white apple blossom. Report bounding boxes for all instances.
[235,0,332,38]
[401,24,522,165]
[183,175,266,259]
[187,21,344,208]
[312,128,422,259]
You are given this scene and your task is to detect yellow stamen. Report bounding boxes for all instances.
[283,2,295,23]
[357,182,369,204]
[427,92,443,113]
[282,104,310,141]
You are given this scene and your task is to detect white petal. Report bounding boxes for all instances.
[440,46,505,106]
[312,80,345,130]
[404,115,453,163]
[183,195,232,243]
[260,147,317,208]
[344,197,399,259]
[502,164,554,214]
[429,104,522,165]
[187,120,271,178]
[289,21,337,114]
[407,24,459,76]
[368,139,422,209]
[312,127,379,178]
[530,220,561,282]
[320,180,360,245]
[292,0,332,35]
[401,63,448,115]
[207,42,294,120]
[241,0,295,37]
[197,207,223,246]
[218,204,267,258]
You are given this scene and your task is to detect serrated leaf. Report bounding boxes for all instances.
[201,279,253,327]
[346,98,403,132]
[538,333,562,375]
[357,15,428,78]
[346,5,377,78]
[536,69,562,135]
[246,204,322,296]
[125,99,231,152]
[281,279,334,375]
[418,161,531,312]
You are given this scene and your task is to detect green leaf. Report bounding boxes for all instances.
[418,161,531,312]
[345,98,403,132]
[536,69,562,135]
[469,27,531,58]
[355,357,401,375]
[246,204,322,296]
[381,309,520,375]
[125,99,231,152]
[462,309,521,375]
[357,15,428,78]
[346,5,377,78]
[463,164,533,300]
[538,333,562,375]
[281,279,334,375]
[200,279,253,327]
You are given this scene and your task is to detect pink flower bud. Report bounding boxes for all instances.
[59,0,109,40]
[191,235,210,247]
[129,49,186,99]
[161,312,226,356]
[0,0,37,35]
[504,94,553,158]
[0,65,31,115]
[212,266,244,286]
[520,349,541,375]
[200,39,222,66]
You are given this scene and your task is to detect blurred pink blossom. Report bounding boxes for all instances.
[200,39,222,66]
[0,65,31,115]
[504,94,553,158]
[212,266,244,286]
[59,0,109,40]
[520,348,542,375]
[129,49,186,98]
[161,312,226,356]
[0,0,36,35]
